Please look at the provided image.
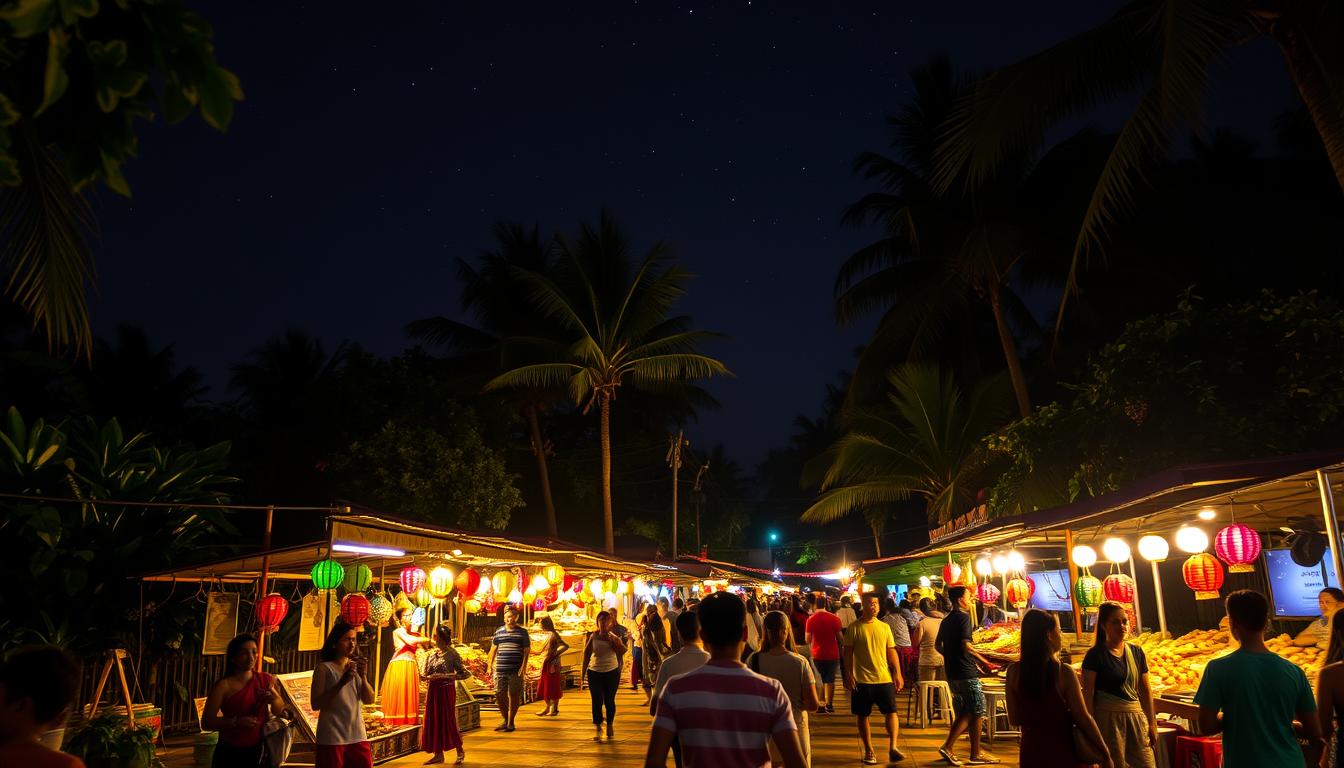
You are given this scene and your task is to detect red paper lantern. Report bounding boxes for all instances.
[400,566,427,596]
[543,586,560,605]
[256,593,288,631]
[1215,523,1261,573]
[1005,578,1031,608]
[1024,575,1037,599]
[1182,553,1225,600]
[1102,574,1136,604]
[340,594,370,626]
[942,562,962,585]
[562,575,579,593]
[976,583,1000,605]
[455,567,482,596]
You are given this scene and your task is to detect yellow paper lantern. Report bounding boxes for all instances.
[428,566,455,599]
[413,587,434,608]
[542,564,565,585]
[529,574,550,593]
[603,577,618,595]
[492,571,516,596]
[463,598,483,613]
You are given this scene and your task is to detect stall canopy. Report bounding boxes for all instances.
[862,450,1344,586]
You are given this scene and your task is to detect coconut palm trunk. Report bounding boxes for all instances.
[525,405,558,538]
[599,394,615,554]
[1270,17,1344,191]
[989,288,1032,419]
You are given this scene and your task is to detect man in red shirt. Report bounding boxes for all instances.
[805,596,844,714]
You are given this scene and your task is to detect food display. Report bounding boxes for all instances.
[1265,633,1325,682]
[456,643,545,691]
[1110,628,1324,694]
[973,622,1021,657]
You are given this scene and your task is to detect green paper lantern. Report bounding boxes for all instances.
[1074,574,1103,609]
[311,558,345,591]
[342,563,373,593]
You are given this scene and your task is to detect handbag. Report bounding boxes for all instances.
[260,715,294,768]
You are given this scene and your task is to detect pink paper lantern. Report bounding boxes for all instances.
[1214,523,1261,573]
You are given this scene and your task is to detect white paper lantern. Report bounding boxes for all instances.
[1071,545,1098,568]
[1006,550,1026,573]
[1102,538,1131,563]
[1175,526,1210,554]
[975,558,993,577]
[1138,535,1169,562]
[991,555,1008,575]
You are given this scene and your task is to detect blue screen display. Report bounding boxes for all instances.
[1266,547,1336,617]
[1028,569,1074,612]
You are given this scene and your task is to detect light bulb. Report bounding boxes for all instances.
[1175,526,1210,554]
[838,567,853,580]
[1102,538,1131,563]
[991,554,1008,574]
[975,558,993,576]
[1071,545,1098,568]
[1138,535,1169,562]
[918,576,931,588]
[1007,550,1026,573]
[1197,508,1217,521]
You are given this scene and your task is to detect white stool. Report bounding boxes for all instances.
[980,688,1018,742]
[916,680,954,728]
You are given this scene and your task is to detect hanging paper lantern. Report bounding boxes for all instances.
[413,587,434,608]
[411,607,426,627]
[942,562,962,585]
[604,577,619,595]
[542,564,565,586]
[341,563,372,593]
[256,593,289,631]
[367,594,393,627]
[543,586,560,605]
[533,598,546,611]
[529,574,551,594]
[400,566,427,596]
[1075,575,1104,609]
[616,578,631,596]
[507,589,523,606]
[455,568,482,596]
[1102,574,1136,604]
[340,594,371,626]
[961,560,978,589]
[1025,574,1037,599]
[311,558,345,591]
[1005,578,1032,608]
[1215,523,1261,573]
[428,566,455,599]
[483,595,498,613]
[976,583,1000,605]
[562,575,579,593]
[1183,553,1225,600]
[464,598,483,614]
[492,571,516,597]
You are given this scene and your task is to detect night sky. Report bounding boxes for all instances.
[90,1,1293,468]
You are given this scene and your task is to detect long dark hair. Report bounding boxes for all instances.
[1328,610,1344,665]
[434,624,454,646]
[1017,609,1061,697]
[320,621,358,662]
[539,616,556,633]
[225,634,258,674]
[1093,601,1126,649]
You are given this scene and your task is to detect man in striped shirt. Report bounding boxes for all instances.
[488,606,530,732]
[644,592,806,768]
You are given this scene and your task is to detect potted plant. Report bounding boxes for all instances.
[64,712,162,768]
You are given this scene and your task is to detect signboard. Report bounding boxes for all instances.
[927,504,989,544]
[276,671,318,742]
[299,592,338,652]
[202,592,240,656]
[1266,547,1336,618]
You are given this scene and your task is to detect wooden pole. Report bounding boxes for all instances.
[668,431,684,559]
[375,561,385,693]
[1065,529,1084,637]
[1318,469,1344,583]
[1127,555,1144,631]
[255,506,274,672]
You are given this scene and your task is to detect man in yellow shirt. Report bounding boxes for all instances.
[843,591,906,764]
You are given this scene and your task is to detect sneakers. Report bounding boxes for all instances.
[861,752,879,765]
[938,747,963,766]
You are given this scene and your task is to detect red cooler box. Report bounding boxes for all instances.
[1175,735,1222,768]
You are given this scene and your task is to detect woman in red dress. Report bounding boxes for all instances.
[533,616,571,716]
[202,634,286,767]
[1006,609,1113,768]
[420,625,467,765]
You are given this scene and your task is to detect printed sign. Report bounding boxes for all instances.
[299,592,338,651]
[202,592,240,656]
[275,671,318,742]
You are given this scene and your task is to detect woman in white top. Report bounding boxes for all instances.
[746,598,764,651]
[310,621,375,768]
[914,596,946,681]
[750,610,820,767]
[582,610,626,743]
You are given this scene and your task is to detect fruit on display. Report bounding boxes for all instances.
[1265,634,1325,682]
[1124,628,1325,693]
[972,622,1021,655]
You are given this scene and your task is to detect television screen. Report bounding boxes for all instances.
[1028,568,1074,612]
[1266,547,1336,618]
[888,584,909,603]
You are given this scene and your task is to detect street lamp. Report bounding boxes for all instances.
[769,531,779,568]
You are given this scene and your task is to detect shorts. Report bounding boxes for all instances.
[850,682,897,717]
[814,658,840,683]
[494,671,524,698]
[315,742,372,768]
[948,678,985,718]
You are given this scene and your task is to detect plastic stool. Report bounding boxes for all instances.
[916,680,954,728]
[980,689,1018,742]
[1174,735,1222,768]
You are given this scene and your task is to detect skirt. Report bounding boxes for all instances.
[421,678,462,753]
[380,657,420,727]
[1094,697,1156,768]
[536,660,564,701]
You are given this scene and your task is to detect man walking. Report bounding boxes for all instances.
[487,606,530,732]
[644,592,805,768]
[805,595,844,714]
[667,597,685,653]
[935,586,998,765]
[836,595,858,628]
[843,591,906,765]
[650,611,711,768]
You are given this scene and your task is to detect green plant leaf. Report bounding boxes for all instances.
[56,0,96,25]
[0,0,57,39]
[34,27,69,117]
[197,66,242,130]
[0,94,20,127]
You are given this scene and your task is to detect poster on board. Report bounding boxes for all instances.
[275,671,318,741]
[299,592,338,651]
[202,592,240,656]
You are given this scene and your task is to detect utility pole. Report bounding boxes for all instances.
[692,462,709,555]
[666,431,688,559]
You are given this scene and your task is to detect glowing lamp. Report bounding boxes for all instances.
[542,565,565,585]
[1102,574,1136,604]
[1137,535,1169,562]
[507,588,523,605]
[311,559,345,591]
[977,583,1000,605]
[413,587,435,608]
[428,566,455,599]
[256,593,288,631]
[1182,553,1225,600]
[463,598,483,613]
[1075,575,1103,609]
[1102,538,1131,564]
[491,571,516,596]
[590,579,605,598]
[918,576,932,588]
[367,594,393,627]
[1175,527,1210,554]
[342,564,373,593]
[975,557,993,577]
[529,575,551,594]
[942,562,962,585]
[1005,578,1031,608]
[340,594,371,626]
[991,555,1008,575]
[1006,550,1026,573]
[455,568,482,596]
[1214,523,1261,573]
[400,566,427,595]
[1197,508,1217,521]
[1071,545,1097,568]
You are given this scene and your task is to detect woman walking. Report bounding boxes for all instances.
[750,611,820,767]
[311,621,375,768]
[583,611,626,742]
[1006,609,1112,768]
[1082,602,1157,768]
[533,616,571,717]
[202,634,285,767]
[382,605,430,727]
[420,625,468,765]
[640,602,670,706]
[747,598,765,652]
[914,597,945,681]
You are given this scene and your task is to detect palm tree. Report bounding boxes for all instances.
[801,364,1014,529]
[934,0,1344,338]
[485,210,731,553]
[407,222,566,537]
[838,57,1099,418]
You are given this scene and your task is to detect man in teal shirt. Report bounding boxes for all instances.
[1194,589,1322,767]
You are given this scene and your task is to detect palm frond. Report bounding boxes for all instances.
[619,353,731,382]
[404,317,498,351]
[800,481,918,524]
[484,363,584,394]
[510,264,594,340]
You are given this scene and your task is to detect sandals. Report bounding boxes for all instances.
[454,753,466,765]
[861,752,879,765]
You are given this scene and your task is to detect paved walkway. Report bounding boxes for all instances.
[162,683,1021,767]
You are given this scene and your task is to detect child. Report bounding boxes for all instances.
[0,645,85,768]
